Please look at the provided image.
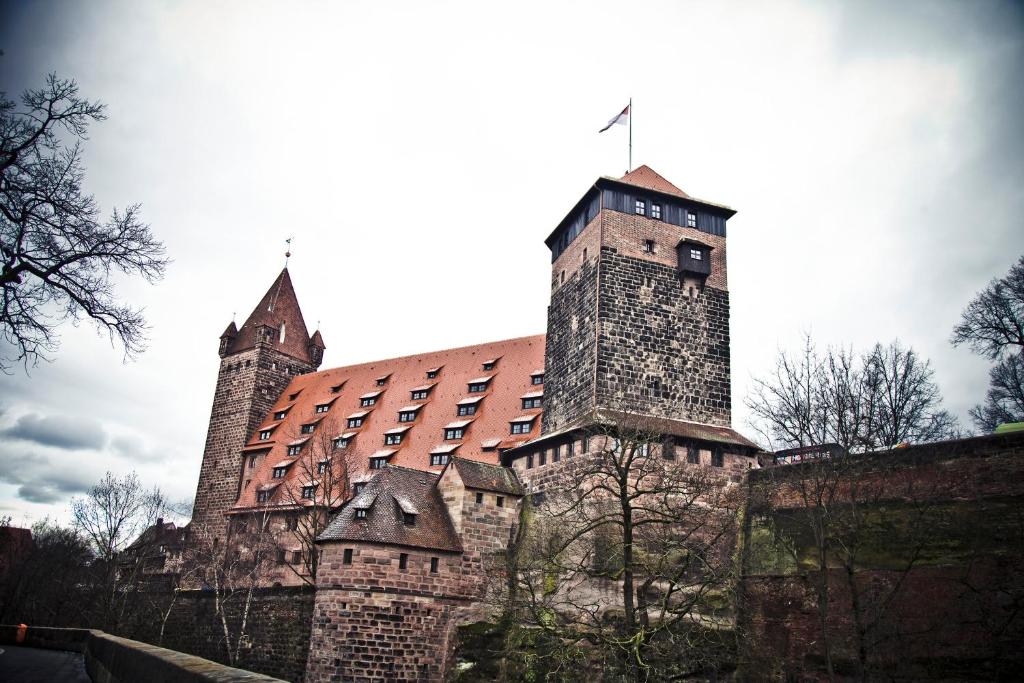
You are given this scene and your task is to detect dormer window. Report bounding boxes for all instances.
[355,508,367,519]
[651,204,662,220]
[531,371,544,385]
[353,482,366,494]
[398,404,423,422]
[315,403,332,414]
[369,458,387,470]
[482,358,500,371]
[522,397,542,410]
[445,427,465,440]
[287,443,305,456]
[458,404,477,417]
[360,391,381,408]
[426,369,440,379]
[259,429,274,441]
[634,199,645,216]
[274,408,289,420]
[317,460,329,475]
[510,415,536,435]
[410,384,434,401]
[375,374,390,387]
[301,484,317,499]
[402,512,416,526]
[430,453,450,466]
[334,435,352,449]
[300,423,316,434]
[348,417,364,428]
[385,433,403,445]
[272,466,289,479]
[686,211,697,228]
[288,391,300,401]
[330,383,345,394]
[467,376,493,393]
[257,489,273,503]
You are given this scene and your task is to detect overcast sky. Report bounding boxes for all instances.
[1,0,1022,525]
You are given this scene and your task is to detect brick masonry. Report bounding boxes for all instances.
[191,343,317,541]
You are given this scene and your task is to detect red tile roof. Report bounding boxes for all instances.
[618,165,691,199]
[226,268,316,363]
[233,334,545,510]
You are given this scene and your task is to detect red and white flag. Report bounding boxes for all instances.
[599,104,630,133]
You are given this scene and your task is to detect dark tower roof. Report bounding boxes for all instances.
[310,329,326,349]
[226,268,315,363]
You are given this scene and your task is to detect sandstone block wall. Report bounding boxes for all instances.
[192,345,315,541]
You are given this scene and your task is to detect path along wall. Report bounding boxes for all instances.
[738,431,1024,680]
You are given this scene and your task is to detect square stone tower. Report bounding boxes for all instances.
[541,166,736,434]
[190,268,325,542]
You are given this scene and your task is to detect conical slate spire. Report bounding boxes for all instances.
[225,268,315,363]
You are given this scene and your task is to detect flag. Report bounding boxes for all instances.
[599,104,630,133]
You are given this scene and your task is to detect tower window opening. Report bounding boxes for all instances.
[343,548,353,564]
[687,211,697,228]
[430,557,439,573]
[651,203,662,219]
[634,200,646,216]
[644,239,655,253]
[690,248,702,261]
[399,553,408,569]
[279,323,286,343]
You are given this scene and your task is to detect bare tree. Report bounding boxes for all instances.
[747,337,959,681]
[70,470,168,632]
[0,74,168,372]
[183,513,276,666]
[276,418,355,585]
[501,416,742,680]
[952,255,1024,431]
[747,336,959,453]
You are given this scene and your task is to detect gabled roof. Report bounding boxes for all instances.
[226,268,315,363]
[618,165,690,199]
[450,457,523,496]
[318,465,462,552]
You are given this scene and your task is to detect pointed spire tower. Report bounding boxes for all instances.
[192,268,323,541]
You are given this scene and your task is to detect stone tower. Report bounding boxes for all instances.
[541,166,736,434]
[191,268,325,541]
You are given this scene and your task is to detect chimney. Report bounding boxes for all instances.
[156,517,163,527]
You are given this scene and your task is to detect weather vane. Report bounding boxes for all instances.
[285,236,293,267]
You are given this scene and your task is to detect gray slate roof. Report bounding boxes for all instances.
[451,458,523,496]
[318,465,462,552]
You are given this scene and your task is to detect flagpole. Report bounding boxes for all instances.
[628,97,632,173]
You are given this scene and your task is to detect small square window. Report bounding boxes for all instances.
[343,548,353,564]
[334,437,350,449]
[690,248,702,261]
[687,212,697,228]
[353,482,366,494]
[315,403,331,414]
[398,411,417,423]
[272,466,287,479]
[288,444,303,456]
[302,485,316,499]
[399,553,408,570]
[348,417,364,429]
[403,512,416,526]
[475,492,483,504]
[522,397,542,409]
[532,374,544,385]
[301,423,316,434]
[259,429,273,440]
[457,404,477,417]
[385,433,403,445]
[496,496,504,508]
[687,446,700,464]
[318,460,329,475]
[651,204,661,220]
[468,382,488,393]
[634,199,646,216]
[445,428,465,440]
[361,397,377,407]
[430,557,439,573]
[376,378,387,387]
[291,551,302,564]
[430,453,450,466]
[644,239,655,253]
[426,370,439,379]
[411,390,429,400]
[483,362,496,371]
[712,449,725,468]
[355,508,367,519]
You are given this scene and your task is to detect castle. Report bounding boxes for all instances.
[189,165,762,679]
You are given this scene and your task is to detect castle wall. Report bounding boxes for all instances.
[192,346,314,541]
[739,431,1024,679]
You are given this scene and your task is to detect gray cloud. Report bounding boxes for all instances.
[110,434,167,464]
[2,413,107,451]
[0,450,97,504]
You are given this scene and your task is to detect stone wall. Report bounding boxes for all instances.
[191,345,315,541]
[596,247,731,426]
[127,586,314,683]
[738,431,1024,680]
